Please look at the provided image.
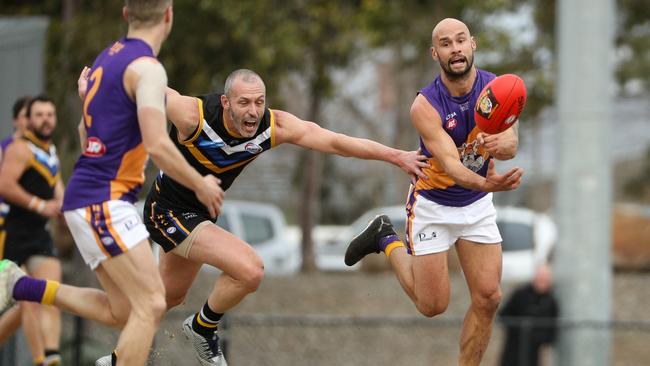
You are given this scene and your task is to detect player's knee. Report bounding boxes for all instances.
[416,299,448,318]
[471,287,502,314]
[149,293,167,322]
[165,290,188,310]
[107,308,130,328]
[240,262,264,293]
[132,292,166,324]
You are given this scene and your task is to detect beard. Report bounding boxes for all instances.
[439,53,474,81]
[228,109,260,138]
[30,126,53,142]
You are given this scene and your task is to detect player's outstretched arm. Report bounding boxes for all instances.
[477,121,519,160]
[273,109,428,180]
[126,58,224,217]
[0,141,61,218]
[411,95,523,192]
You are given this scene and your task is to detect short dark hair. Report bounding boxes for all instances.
[12,96,31,119]
[125,0,172,27]
[224,69,265,98]
[26,95,55,118]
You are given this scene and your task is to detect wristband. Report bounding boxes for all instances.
[36,200,46,214]
[28,196,45,214]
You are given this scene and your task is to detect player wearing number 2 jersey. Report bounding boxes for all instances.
[0,2,223,366]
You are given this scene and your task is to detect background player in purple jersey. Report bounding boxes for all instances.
[127,68,427,365]
[0,1,223,366]
[0,95,63,366]
[344,18,523,366]
[0,96,31,157]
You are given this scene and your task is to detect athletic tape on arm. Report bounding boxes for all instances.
[130,58,168,113]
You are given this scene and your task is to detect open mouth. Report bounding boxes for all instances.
[450,57,466,67]
[243,120,257,130]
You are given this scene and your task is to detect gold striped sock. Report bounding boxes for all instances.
[384,241,405,258]
[41,280,60,305]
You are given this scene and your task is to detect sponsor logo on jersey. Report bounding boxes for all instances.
[245,142,263,154]
[418,231,437,242]
[124,216,139,230]
[101,236,114,245]
[182,212,198,220]
[83,137,107,157]
[198,140,225,148]
[166,227,177,234]
[446,118,458,130]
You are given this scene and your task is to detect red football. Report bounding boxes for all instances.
[474,74,527,134]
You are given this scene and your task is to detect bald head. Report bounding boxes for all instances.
[533,264,553,293]
[432,18,471,47]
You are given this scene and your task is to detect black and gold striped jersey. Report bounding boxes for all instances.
[153,93,276,214]
[4,131,60,235]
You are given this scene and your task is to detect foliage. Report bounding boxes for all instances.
[624,146,650,202]
[616,0,650,93]
[3,0,650,269]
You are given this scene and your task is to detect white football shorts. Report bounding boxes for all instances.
[405,191,502,256]
[64,200,149,270]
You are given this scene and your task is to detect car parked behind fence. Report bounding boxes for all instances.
[312,205,557,283]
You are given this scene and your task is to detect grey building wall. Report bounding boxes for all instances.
[0,16,49,366]
[0,16,49,138]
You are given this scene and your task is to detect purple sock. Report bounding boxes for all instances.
[378,234,400,252]
[12,277,47,303]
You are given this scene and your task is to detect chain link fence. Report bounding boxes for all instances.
[2,312,650,365]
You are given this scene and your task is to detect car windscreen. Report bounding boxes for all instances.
[497,221,534,251]
[241,213,274,245]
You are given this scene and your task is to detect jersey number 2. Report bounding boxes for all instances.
[83,67,104,128]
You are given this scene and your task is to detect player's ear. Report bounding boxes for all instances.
[220,94,229,109]
[471,36,477,51]
[165,5,173,23]
[122,6,129,22]
[431,46,439,61]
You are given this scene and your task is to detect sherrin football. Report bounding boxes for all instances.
[474,74,526,134]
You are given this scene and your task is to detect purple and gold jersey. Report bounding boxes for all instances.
[414,68,496,207]
[0,136,13,152]
[63,38,155,211]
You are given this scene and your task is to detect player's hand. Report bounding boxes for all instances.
[477,128,518,161]
[78,66,91,101]
[396,149,429,184]
[482,160,523,192]
[194,175,224,218]
[41,199,62,218]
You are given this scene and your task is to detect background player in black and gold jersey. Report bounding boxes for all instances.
[0,96,31,346]
[0,95,63,365]
[137,68,428,365]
